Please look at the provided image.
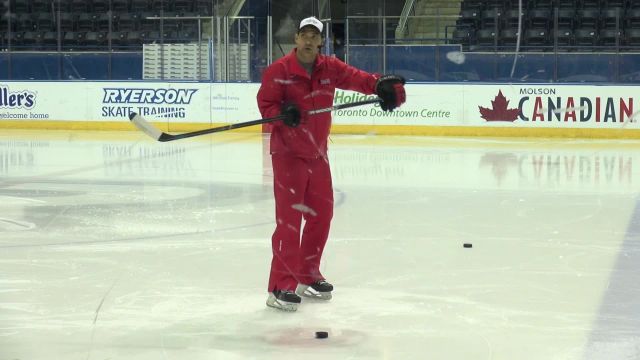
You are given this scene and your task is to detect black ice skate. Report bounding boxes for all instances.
[295,280,333,300]
[266,290,302,312]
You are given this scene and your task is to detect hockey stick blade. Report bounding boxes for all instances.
[129,112,164,141]
[128,97,381,142]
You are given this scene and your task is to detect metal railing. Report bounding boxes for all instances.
[395,0,416,40]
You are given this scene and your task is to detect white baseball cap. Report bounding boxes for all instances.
[299,16,323,33]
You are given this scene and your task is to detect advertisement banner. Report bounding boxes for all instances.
[0,82,213,123]
[210,83,261,124]
[332,85,460,126]
[465,85,639,129]
[98,83,210,123]
[1,83,56,121]
[1,82,639,132]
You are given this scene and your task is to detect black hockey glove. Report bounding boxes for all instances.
[375,75,406,112]
[281,104,301,127]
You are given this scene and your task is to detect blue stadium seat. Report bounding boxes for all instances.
[84,31,104,49]
[524,28,548,48]
[458,9,480,29]
[553,28,574,48]
[32,0,51,12]
[603,0,625,7]
[139,12,160,31]
[15,13,35,31]
[531,0,554,8]
[555,8,575,29]
[476,28,498,47]
[580,0,600,9]
[528,8,551,29]
[41,31,59,49]
[131,0,150,12]
[174,0,192,12]
[76,13,96,32]
[74,31,87,47]
[598,29,621,46]
[8,32,26,48]
[625,28,640,48]
[502,8,525,29]
[453,28,474,47]
[36,13,54,31]
[124,31,142,47]
[63,31,79,49]
[193,0,212,15]
[58,12,76,32]
[500,28,520,46]
[463,0,484,10]
[484,0,504,9]
[116,13,137,31]
[112,0,130,12]
[481,8,502,29]
[96,13,113,31]
[12,0,31,13]
[179,17,200,34]
[557,0,576,7]
[624,8,640,29]
[601,8,623,29]
[0,17,8,35]
[22,31,38,49]
[574,28,598,49]
[71,0,90,13]
[107,31,128,48]
[161,30,177,41]
[141,30,161,43]
[151,0,174,11]
[93,0,110,12]
[577,8,600,28]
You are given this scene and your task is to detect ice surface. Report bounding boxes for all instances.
[1,130,640,360]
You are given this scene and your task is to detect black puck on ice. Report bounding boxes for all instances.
[315,331,329,339]
[463,243,473,248]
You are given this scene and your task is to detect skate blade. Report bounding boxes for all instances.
[295,285,332,300]
[266,296,298,312]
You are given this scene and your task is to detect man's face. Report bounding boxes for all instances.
[295,27,322,62]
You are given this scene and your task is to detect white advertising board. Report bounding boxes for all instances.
[331,85,460,126]
[333,84,640,129]
[1,82,639,131]
[463,84,639,129]
[0,82,260,125]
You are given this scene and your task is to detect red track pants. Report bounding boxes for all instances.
[268,153,334,292]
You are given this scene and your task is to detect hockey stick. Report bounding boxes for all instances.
[129,97,382,142]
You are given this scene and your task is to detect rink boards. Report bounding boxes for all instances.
[1,81,640,138]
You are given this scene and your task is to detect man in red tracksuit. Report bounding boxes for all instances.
[257,16,406,312]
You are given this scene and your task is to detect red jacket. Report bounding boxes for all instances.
[257,49,378,158]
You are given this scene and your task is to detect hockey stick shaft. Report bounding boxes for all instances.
[129,97,381,142]
[160,114,284,141]
[308,97,381,115]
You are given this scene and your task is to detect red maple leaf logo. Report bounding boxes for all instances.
[479,90,519,122]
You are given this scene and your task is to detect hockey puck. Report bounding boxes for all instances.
[315,331,328,339]
[463,243,473,248]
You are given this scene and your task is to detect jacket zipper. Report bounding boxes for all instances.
[309,71,318,158]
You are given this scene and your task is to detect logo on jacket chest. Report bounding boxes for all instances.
[320,78,331,85]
